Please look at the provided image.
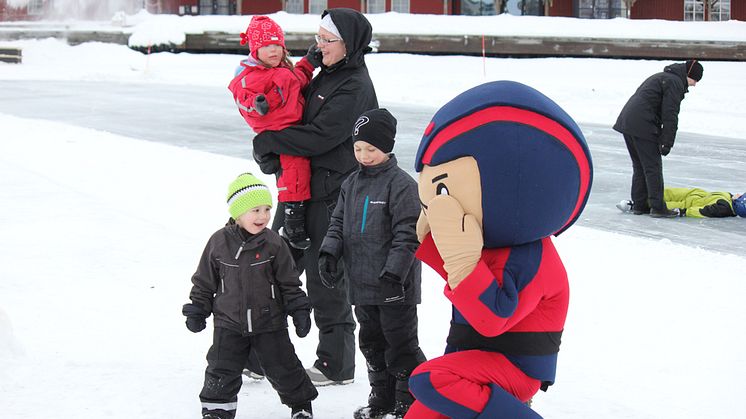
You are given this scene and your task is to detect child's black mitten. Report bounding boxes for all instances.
[182,303,207,333]
[291,309,312,338]
[254,94,269,116]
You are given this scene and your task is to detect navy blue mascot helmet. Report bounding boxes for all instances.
[415,81,593,248]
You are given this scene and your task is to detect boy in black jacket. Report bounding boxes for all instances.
[183,173,317,419]
[318,109,426,419]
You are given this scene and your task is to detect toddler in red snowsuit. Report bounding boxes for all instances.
[228,15,318,250]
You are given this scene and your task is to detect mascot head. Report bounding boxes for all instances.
[416,81,593,248]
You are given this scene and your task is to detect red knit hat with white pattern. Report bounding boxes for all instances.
[240,15,285,59]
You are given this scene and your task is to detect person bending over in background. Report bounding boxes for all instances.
[614,60,703,218]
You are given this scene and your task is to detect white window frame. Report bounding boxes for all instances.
[285,0,304,14]
[309,0,327,15]
[710,0,730,21]
[684,0,705,21]
[27,0,44,15]
[367,0,385,13]
[392,0,410,13]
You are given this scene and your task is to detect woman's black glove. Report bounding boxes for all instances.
[252,148,280,175]
[305,44,323,68]
[318,252,339,289]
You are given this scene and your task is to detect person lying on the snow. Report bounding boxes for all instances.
[617,188,746,218]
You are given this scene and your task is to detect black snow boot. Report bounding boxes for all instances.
[282,201,311,250]
[388,372,415,418]
[353,368,395,419]
[291,402,313,419]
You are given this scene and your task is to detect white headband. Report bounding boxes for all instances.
[319,14,342,40]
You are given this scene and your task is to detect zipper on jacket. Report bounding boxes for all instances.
[246,309,252,333]
[235,241,246,260]
[361,195,369,233]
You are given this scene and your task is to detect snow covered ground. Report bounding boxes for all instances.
[1,11,745,419]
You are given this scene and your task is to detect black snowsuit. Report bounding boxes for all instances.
[188,224,317,419]
[613,63,690,212]
[251,8,378,382]
[321,156,426,412]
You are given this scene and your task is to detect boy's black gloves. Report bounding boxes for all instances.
[380,272,405,304]
[254,94,269,115]
[660,143,671,156]
[305,44,323,68]
[318,252,339,289]
[182,303,208,333]
[291,309,312,338]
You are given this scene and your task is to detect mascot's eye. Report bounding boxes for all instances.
[436,183,449,196]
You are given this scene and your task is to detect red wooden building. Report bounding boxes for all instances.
[1,0,743,21]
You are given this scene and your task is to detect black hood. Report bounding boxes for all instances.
[322,8,372,69]
[664,62,689,91]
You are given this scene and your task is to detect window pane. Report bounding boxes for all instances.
[286,0,304,14]
[392,0,410,13]
[368,0,385,13]
[310,0,328,15]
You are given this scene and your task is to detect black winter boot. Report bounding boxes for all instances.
[282,201,311,250]
[291,402,313,419]
[389,372,415,418]
[353,368,395,419]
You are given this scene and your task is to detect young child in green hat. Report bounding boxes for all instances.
[182,173,317,419]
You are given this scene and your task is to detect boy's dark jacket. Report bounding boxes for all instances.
[188,223,310,335]
[613,62,689,148]
[251,8,378,202]
[320,155,422,305]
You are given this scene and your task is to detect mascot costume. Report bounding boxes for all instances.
[406,81,593,419]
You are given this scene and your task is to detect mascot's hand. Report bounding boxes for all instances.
[426,194,483,289]
[416,209,430,243]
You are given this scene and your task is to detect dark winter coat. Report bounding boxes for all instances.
[320,155,422,305]
[188,224,310,335]
[613,63,690,148]
[251,8,379,202]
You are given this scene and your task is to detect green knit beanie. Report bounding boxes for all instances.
[226,173,273,219]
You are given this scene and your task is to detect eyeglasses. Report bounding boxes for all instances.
[315,34,342,45]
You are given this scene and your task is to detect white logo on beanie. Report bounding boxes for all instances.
[354,116,370,136]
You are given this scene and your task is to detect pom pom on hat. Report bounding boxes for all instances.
[227,173,273,219]
[685,59,703,81]
[241,15,285,58]
[352,108,397,153]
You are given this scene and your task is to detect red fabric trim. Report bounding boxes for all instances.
[421,106,591,231]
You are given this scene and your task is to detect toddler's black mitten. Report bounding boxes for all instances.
[292,309,312,338]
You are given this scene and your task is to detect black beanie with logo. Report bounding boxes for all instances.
[685,59,703,81]
[352,108,397,153]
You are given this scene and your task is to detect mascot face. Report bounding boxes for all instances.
[418,157,482,237]
[415,81,593,248]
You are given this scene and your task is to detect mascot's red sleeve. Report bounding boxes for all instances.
[406,81,593,419]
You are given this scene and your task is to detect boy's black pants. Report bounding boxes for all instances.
[200,327,317,419]
[355,304,426,377]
